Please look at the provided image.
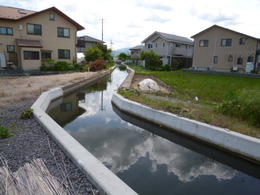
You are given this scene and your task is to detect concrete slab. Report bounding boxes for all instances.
[111,92,260,164]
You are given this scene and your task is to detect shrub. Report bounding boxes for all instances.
[20,109,34,120]
[0,126,12,139]
[220,90,260,126]
[89,58,106,71]
[54,61,73,71]
[159,64,171,71]
[118,65,127,70]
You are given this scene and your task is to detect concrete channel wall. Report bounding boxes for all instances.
[31,70,138,195]
[112,68,260,164]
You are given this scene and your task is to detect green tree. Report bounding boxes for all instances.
[95,42,113,61]
[85,45,103,61]
[118,52,129,61]
[140,50,161,69]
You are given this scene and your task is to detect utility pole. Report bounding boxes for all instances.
[101,18,104,42]
[110,40,113,50]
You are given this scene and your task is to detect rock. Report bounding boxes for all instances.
[138,79,160,92]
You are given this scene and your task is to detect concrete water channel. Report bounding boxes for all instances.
[47,67,260,195]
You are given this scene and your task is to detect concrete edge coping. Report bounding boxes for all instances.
[31,71,138,195]
[111,93,260,164]
[113,66,260,164]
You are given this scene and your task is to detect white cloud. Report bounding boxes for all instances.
[1,0,260,49]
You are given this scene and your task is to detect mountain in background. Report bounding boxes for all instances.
[111,47,131,57]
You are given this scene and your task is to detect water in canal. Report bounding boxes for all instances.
[48,67,260,195]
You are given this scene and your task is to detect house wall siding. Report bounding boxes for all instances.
[193,27,258,71]
[0,9,78,70]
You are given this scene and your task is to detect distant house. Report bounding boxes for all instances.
[191,25,260,72]
[142,31,193,68]
[129,45,144,65]
[77,35,104,53]
[129,45,144,59]
[0,5,84,70]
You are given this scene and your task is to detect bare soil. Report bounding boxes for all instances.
[0,72,98,109]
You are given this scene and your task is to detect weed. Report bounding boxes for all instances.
[118,65,127,71]
[20,109,34,120]
[10,122,17,134]
[0,126,12,139]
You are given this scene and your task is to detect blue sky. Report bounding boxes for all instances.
[1,0,260,50]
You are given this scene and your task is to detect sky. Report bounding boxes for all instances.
[1,0,260,50]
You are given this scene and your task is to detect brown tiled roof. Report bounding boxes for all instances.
[16,39,43,48]
[0,5,84,31]
[0,5,36,20]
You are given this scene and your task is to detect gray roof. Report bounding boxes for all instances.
[129,45,144,50]
[142,31,193,45]
[78,35,104,43]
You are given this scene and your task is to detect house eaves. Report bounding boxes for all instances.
[0,5,84,31]
[142,31,193,45]
[191,24,259,41]
[78,35,104,43]
[129,45,144,50]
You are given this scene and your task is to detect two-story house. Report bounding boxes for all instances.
[129,45,144,59]
[191,25,260,72]
[142,31,193,68]
[0,5,84,70]
[77,35,104,53]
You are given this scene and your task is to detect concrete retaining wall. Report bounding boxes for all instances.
[111,93,260,164]
[31,71,137,195]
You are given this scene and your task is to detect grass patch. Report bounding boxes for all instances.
[121,67,260,137]
[20,109,34,120]
[0,126,12,139]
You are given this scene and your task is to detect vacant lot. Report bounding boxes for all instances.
[123,68,260,138]
[0,72,98,109]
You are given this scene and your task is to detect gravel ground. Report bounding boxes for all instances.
[0,98,99,194]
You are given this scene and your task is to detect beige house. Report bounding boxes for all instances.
[129,45,144,59]
[77,35,104,53]
[0,5,84,70]
[142,31,193,68]
[191,25,260,72]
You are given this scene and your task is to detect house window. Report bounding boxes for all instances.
[237,57,243,65]
[170,43,173,48]
[58,27,70,38]
[0,27,13,35]
[247,56,254,62]
[148,43,153,49]
[228,55,233,62]
[239,38,245,45]
[60,102,72,112]
[155,43,157,48]
[49,13,55,20]
[41,51,52,59]
[27,24,42,35]
[163,43,165,47]
[24,51,40,60]
[221,39,232,46]
[58,49,70,59]
[176,44,181,48]
[199,40,208,47]
[7,45,15,53]
[213,56,218,64]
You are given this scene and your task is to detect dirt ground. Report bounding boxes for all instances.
[0,72,99,109]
